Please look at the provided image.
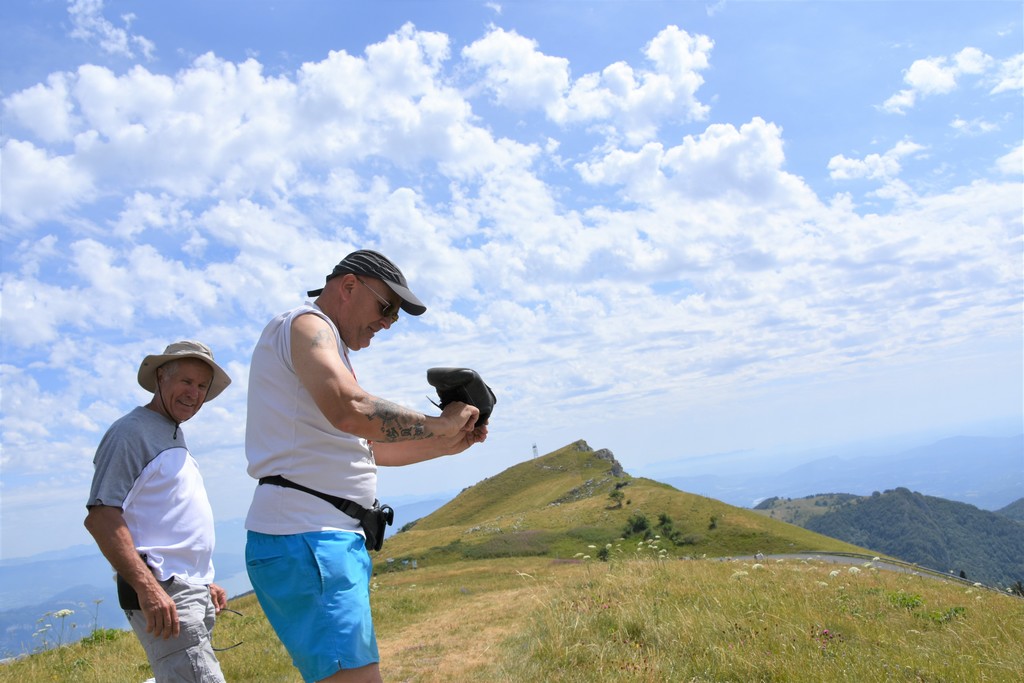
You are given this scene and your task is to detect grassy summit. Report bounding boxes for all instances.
[379,439,865,565]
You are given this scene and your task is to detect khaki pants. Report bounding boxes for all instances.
[126,577,225,683]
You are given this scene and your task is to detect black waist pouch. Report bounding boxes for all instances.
[116,555,146,610]
[361,501,395,552]
[259,475,394,551]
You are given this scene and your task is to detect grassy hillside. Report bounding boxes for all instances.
[8,441,1022,682]
[754,493,861,526]
[382,440,865,567]
[5,555,1022,682]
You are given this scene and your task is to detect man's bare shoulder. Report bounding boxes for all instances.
[291,311,336,352]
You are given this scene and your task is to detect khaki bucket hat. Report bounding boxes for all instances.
[137,340,231,401]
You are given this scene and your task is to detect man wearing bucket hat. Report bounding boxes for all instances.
[85,340,232,683]
[244,250,488,683]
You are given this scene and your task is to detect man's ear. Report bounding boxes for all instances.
[335,273,358,300]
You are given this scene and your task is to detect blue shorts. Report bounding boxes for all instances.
[246,530,378,682]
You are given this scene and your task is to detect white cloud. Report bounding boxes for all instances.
[0,276,88,347]
[0,139,95,230]
[881,88,917,114]
[882,47,999,113]
[950,116,999,136]
[950,46,993,76]
[2,73,79,143]
[464,25,712,145]
[995,144,1023,176]
[578,117,812,208]
[461,27,571,111]
[827,139,927,181]
[67,0,156,60]
[990,53,1024,94]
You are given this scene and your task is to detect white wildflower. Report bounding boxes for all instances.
[829,570,841,578]
[848,566,861,575]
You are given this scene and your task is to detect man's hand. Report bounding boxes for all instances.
[439,401,479,436]
[209,583,228,612]
[443,424,488,455]
[139,583,179,639]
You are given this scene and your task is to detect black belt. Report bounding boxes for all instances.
[258,474,370,523]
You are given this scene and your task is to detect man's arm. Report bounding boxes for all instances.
[374,424,489,467]
[291,313,477,441]
[83,505,179,639]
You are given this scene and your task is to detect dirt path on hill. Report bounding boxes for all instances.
[378,584,543,682]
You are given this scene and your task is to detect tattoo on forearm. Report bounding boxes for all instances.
[368,399,433,442]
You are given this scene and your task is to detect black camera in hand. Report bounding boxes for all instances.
[427,367,496,428]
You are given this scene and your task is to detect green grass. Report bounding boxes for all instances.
[6,554,1020,682]
[485,554,1023,682]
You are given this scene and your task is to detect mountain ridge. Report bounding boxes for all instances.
[754,489,1024,589]
[379,439,867,566]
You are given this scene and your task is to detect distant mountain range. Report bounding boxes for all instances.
[654,434,1023,510]
[999,497,1024,523]
[754,489,1024,589]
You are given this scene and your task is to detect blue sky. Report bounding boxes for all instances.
[1,1,1021,559]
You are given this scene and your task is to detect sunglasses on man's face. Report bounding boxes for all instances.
[356,276,400,323]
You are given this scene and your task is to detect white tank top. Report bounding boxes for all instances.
[244,302,376,535]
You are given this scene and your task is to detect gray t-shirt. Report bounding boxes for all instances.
[87,406,216,583]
